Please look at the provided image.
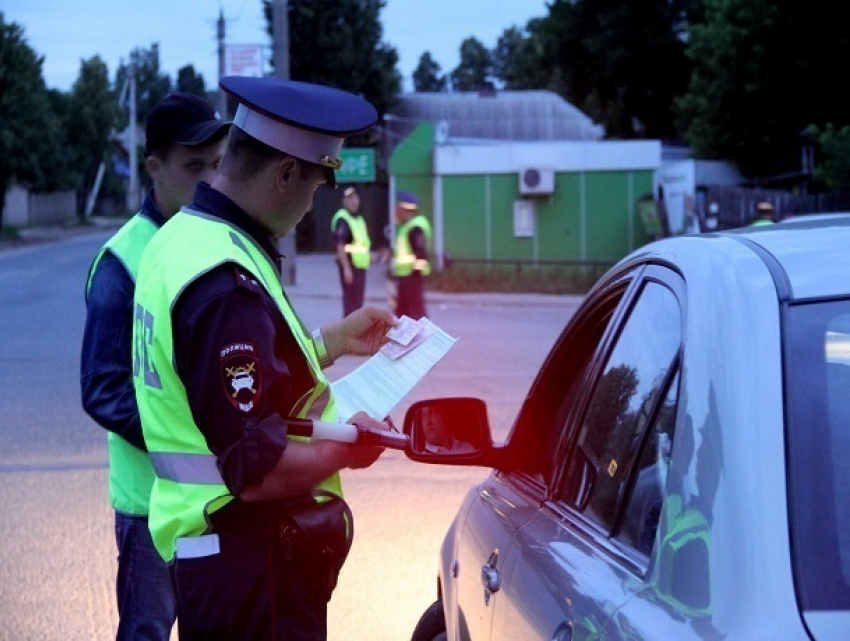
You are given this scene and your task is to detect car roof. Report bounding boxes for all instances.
[717,214,850,300]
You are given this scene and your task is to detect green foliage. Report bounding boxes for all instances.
[541,0,691,139]
[492,23,551,91]
[677,0,850,181]
[0,13,59,224]
[44,89,81,191]
[806,124,850,192]
[115,44,172,128]
[176,65,206,96]
[450,37,494,91]
[412,52,446,92]
[263,0,401,116]
[66,57,118,214]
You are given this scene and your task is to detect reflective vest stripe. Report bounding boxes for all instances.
[150,452,222,485]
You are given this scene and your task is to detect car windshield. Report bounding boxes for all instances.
[786,298,850,611]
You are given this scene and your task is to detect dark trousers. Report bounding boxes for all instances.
[114,512,177,641]
[171,521,344,640]
[395,273,427,320]
[337,261,366,317]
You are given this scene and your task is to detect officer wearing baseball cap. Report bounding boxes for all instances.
[81,92,229,640]
[132,77,397,639]
[750,200,776,226]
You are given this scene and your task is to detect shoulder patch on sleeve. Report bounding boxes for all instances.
[220,342,262,413]
[232,266,261,295]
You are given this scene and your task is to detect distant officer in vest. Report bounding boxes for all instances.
[80,93,230,640]
[391,190,432,320]
[750,200,776,226]
[132,76,397,640]
[331,185,371,316]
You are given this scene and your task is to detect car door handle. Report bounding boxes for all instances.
[481,549,501,605]
[481,565,501,593]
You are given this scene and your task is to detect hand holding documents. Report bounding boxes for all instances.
[331,316,457,423]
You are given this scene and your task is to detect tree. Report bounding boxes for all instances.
[412,51,446,92]
[676,0,850,181]
[115,44,172,129]
[66,56,118,219]
[44,89,82,192]
[0,14,58,227]
[541,0,691,139]
[806,124,850,193]
[492,23,550,91]
[176,64,206,96]
[263,0,401,115]
[450,37,494,91]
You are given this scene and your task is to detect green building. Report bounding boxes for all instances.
[387,93,661,270]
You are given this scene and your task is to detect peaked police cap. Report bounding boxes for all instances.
[219,76,377,175]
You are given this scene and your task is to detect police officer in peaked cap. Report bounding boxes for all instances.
[132,77,398,639]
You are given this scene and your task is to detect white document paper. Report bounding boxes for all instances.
[332,317,457,423]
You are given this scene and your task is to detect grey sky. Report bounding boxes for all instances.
[2,0,549,93]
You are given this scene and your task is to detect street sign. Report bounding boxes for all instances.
[225,45,266,77]
[337,148,376,183]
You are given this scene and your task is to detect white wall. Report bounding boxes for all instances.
[434,139,662,175]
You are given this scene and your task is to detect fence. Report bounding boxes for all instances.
[3,185,77,227]
[697,185,850,231]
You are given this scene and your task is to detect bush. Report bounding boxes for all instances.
[428,262,608,295]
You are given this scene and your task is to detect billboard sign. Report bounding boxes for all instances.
[225,45,265,77]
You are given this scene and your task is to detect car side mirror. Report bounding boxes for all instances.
[403,397,490,462]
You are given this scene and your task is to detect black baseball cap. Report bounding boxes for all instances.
[145,93,231,155]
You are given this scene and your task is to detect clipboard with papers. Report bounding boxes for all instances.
[331,316,457,423]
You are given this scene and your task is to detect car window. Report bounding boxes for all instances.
[560,281,681,536]
[511,284,626,487]
[615,370,678,556]
[786,299,850,611]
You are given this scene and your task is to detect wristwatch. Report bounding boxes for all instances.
[311,328,334,369]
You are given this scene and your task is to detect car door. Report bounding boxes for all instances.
[484,264,685,640]
[448,270,636,640]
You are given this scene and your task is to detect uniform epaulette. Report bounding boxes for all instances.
[233,266,261,295]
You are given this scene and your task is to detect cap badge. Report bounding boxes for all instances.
[319,155,342,170]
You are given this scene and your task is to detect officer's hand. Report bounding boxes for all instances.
[322,307,398,359]
[343,266,354,285]
[345,412,387,469]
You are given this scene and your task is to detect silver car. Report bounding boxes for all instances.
[404,216,850,640]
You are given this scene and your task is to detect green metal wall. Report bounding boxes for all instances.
[442,170,655,264]
[389,123,435,223]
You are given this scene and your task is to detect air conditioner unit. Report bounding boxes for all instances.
[519,167,555,196]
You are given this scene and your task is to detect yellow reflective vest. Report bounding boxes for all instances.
[133,209,341,562]
[331,208,371,269]
[393,214,432,277]
[86,213,159,516]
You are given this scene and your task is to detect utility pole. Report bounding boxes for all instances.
[125,64,139,212]
[217,9,227,117]
[273,0,297,285]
